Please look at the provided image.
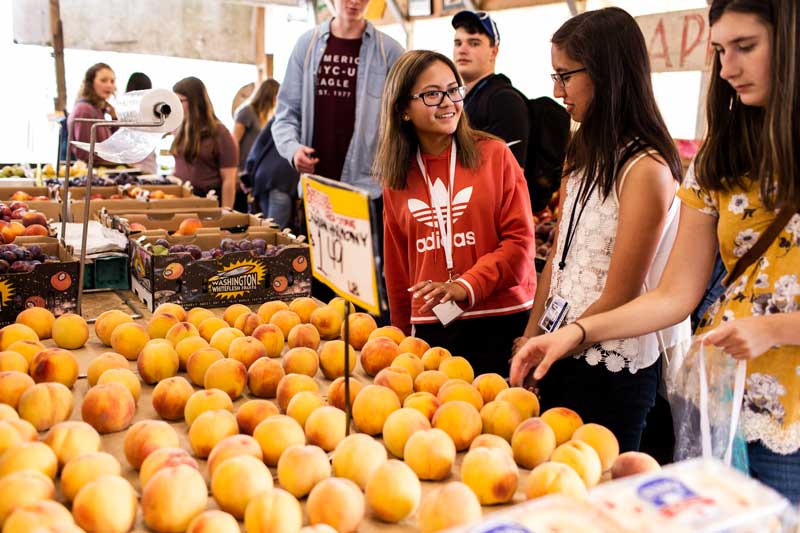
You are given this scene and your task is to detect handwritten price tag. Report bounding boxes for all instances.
[301,174,380,315]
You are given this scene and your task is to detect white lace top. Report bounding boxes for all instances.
[549,151,691,373]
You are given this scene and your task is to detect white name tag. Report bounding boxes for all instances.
[432,300,464,327]
[538,295,570,333]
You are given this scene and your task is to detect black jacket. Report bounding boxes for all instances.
[464,74,529,168]
[246,118,300,197]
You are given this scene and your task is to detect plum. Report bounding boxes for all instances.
[169,244,187,254]
[0,251,16,264]
[185,245,202,260]
[155,238,170,248]
[10,261,35,273]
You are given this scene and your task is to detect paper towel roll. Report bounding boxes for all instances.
[71,88,184,165]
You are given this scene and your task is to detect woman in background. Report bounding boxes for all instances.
[68,62,117,164]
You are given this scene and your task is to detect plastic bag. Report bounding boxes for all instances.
[667,334,749,471]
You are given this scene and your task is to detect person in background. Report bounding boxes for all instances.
[451,10,529,168]
[375,50,536,377]
[511,0,800,503]
[233,79,280,213]
[68,62,117,164]
[171,77,238,208]
[124,72,158,174]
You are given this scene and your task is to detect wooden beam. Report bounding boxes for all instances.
[385,0,413,48]
[255,6,266,82]
[565,0,578,15]
[49,0,66,113]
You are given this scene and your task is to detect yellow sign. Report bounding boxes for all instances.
[302,174,381,315]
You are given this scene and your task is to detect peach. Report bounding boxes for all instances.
[276,373,320,411]
[0,441,58,479]
[223,303,252,326]
[496,387,540,419]
[15,307,55,340]
[186,307,215,328]
[439,356,475,382]
[80,383,136,434]
[469,433,514,456]
[340,312,377,350]
[60,452,122,502]
[278,443,332,498]
[257,300,290,323]
[396,336,429,358]
[42,421,100,467]
[289,296,321,323]
[207,434,263,477]
[0,470,54,526]
[525,461,587,500]
[331,433,387,489]
[473,373,509,403]
[236,399,279,435]
[403,391,441,421]
[137,340,179,384]
[155,302,187,321]
[551,440,602,488]
[414,370,448,395]
[0,403,19,421]
[368,325,405,344]
[97,368,141,402]
[18,382,73,431]
[283,346,319,376]
[252,323,285,357]
[0,323,39,350]
[6,419,36,442]
[302,525,340,533]
[432,401,481,451]
[187,510,240,533]
[139,447,198,488]
[328,297,356,315]
[541,407,583,445]
[307,477,364,532]
[421,347,452,371]
[86,352,128,386]
[360,336,399,376]
[366,459,421,523]
[209,326,245,356]
[198,316,229,341]
[94,310,133,347]
[310,306,344,340]
[204,358,247,400]
[460,446,519,505]
[305,406,346,452]
[6,340,45,366]
[152,376,193,420]
[147,311,180,339]
[143,465,208,532]
[253,414,306,466]
[123,420,179,469]
[392,353,425,381]
[211,455,273,519]
[244,488,303,533]
[319,340,356,380]
[374,366,414,402]
[352,384,400,435]
[30,348,79,388]
[175,336,210,369]
[188,409,239,458]
[287,323,321,350]
[403,428,456,480]
[110,322,150,360]
[287,391,326,428]
[186,346,224,386]
[511,417,556,469]
[166,321,201,347]
[248,357,285,398]
[234,312,264,336]
[480,400,523,442]
[610,451,661,479]
[417,482,482,533]
[572,423,620,472]
[50,314,89,349]
[270,310,302,339]
[382,407,431,458]
[0,370,34,408]
[0,421,22,455]
[226,338,265,370]
[3,499,74,532]
[437,381,484,411]
[327,376,363,411]
[184,388,234,426]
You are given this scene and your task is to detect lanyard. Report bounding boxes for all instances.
[416,141,457,281]
[558,179,598,271]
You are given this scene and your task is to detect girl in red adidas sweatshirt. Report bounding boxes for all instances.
[373,50,536,377]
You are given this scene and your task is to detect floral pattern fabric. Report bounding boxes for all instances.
[679,167,800,454]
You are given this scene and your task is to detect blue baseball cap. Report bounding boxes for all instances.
[452,10,500,46]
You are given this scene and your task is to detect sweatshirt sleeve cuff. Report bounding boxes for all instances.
[454,277,475,308]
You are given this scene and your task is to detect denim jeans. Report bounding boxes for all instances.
[257,189,293,230]
[748,440,800,504]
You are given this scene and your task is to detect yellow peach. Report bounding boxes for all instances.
[147,311,180,339]
[80,383,135,434]
[3,499,74,532]
[236,399,279,435]
[305,405,346,452]
[382,407,431,458]
[550,439,602,488]
[421,346,452,371]
[184,388,234,426]
[0,470,55,526]
[110,322,150,361]
[469,434,514,456]
[396,336,430,358]
[403,428,456,481]
[228,336,268,369]
[368,325,406,344]
[374,366,414,403]
[270,310,302,339]
[0,404,19,421]
[524,461,588,500]
[318,340,356,379]
[223,303,252,326]
[0,323,39,351]
[289,296,321,323]
[142,464,208,531]
[276,373,320,412]
[188,409,239,458]
[5,419,36,442]
[287,391,326,428]
[123,419,180,469]
[253,414,306,466]
[572,423,620,472]
[257,300,290,323]
[186,346,224,386]
[610,451,661,479]
[18,382,73,432]
[331,433,387,490]
[0,441,58,479]
[207,434,263,477]
[432,401,482,451]
[6,340,45,366]
[15,307,55,340]
[94,310,133,347]
[60,451,122,502]
[152,376,194,420]
[511,417,557,469]
[211,455,273,519]
[187,510,240,533]
[283,346,319,377]
[97,368,141,402]
[30,348,79,388]
[360,336,399,376]
[439,356,474,382]
[496,386,540,419]
[166,321,201,347]
[248,357,285,398]
[392,353,425,381]
[287,323,321,350]
[365,459,421,523]
[51,313,89,349]
[42,421,101,467]
[252,323,285,357]
[307,477,364,532]
[414,370,449,395]
[417,482,482,533]
[86,352,128,386]
[234,312,265,336]
[403,391,441,421]
[136,340,179,384]
[541,406,583,445]
[472,373,509,404]
[327,376,363,411]
[352,384,401,435]
[309,306,343,340]
[209,326,245,356]
[244,488,303,533]
[139,447,198,488]
[340,312,377,350]
[480,400,523,442]
[175,336,210,370]
[460,446,519,504]
[204,358,247,400]
[0,370,35,409]
[437,381,483,411]
[0,421,22,455]
[278,443,332,498]
[328,297,355,315]
[73,476,137,532]
[186,307,215,329]
[198,316,229,342]
[154,302,186,321]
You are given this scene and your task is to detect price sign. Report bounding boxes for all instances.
[301,174,381,315]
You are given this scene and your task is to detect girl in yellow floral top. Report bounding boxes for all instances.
[511,0,800,503]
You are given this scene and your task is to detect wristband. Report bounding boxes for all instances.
[572,321,587,345]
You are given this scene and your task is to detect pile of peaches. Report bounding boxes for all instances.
[0,202,51,244]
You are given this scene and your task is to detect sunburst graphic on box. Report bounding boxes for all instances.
[207,259,266,300]
[0,279,13,310]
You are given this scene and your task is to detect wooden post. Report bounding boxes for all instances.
[255,6,266,83]
[385,0,412,49]
[695,70,711,140]
[49,0,67,113]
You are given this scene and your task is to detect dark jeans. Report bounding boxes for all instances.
[257,189,294,230]
[537,354,660,453]
[748,440,800,504]
[413,311,530,378]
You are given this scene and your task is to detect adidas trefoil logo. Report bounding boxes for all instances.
[408,178,476,253]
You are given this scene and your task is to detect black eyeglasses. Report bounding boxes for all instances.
[409,86,467,107]
[550,67,587,88]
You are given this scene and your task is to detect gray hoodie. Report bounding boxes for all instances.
[272,19,404,199]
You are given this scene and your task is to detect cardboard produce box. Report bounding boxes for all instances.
[71,197,218,223]
[56,186,122,201]
[0,237,80,326]
[99,208,278,235]
[0,186,52,201]
[130,227,311,311]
